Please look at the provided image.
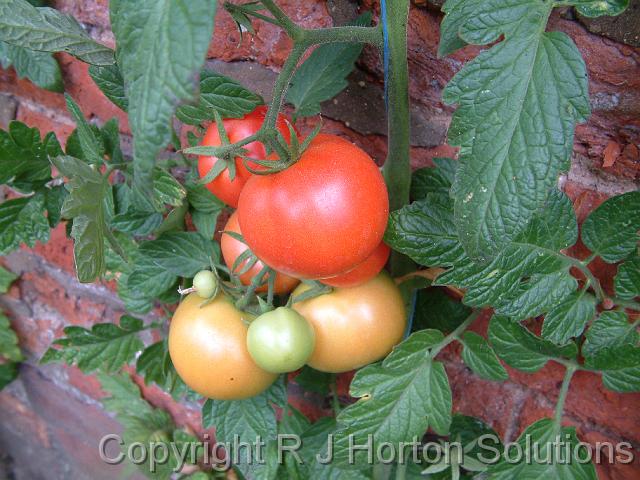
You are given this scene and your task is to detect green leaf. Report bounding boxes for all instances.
[186,180,225,213]
[110,0,216,204]
[602,365,640,393]
[542,290,596,344]
[486,418,597,479]
[460,331,508,381]
[0,41,62,91]
[0,0,114,65]
[615,256,640,300]
[127,251,178,298]
[410,158,457,200]
[0,266,17,293]
[581,191,640,263]
[53,156,109,282]
[111,210,162,236]
[488,316,577,373]
[117,272,154,314]
[384,192,467,267]
[65,94,104,165]
[136,341,190,399]
[571,0,629,17]
[0,312,23,362]
[0,120,55,188]
[202,380,284,480]
[44,184,68,228]
[176,70,263,125]
[293,366,332,395]
[0,194,50,255]
[437,190,579,316]
[286,12,371,118]
[41,315,145,373]
[89,63,128,111]
[413,288,471,333]
[441,0,590,261]
[139,231,218,278]
[0,362,19,390]
[582,311,639,371]
[153,168,186,207]
[332,330,452,466]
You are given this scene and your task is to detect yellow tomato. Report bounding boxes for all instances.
[168,293,277,399]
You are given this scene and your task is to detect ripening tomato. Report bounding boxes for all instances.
[237,134,389,279]
[292,273,406,373]
[168,293,277,400]
[221,211,300,294]
[198,106,293,208]
[321,242,390,288]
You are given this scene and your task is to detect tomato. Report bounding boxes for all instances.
[198,106,293,208]
[321,242,390,288]
[168,293,276,399]
[292,273,406,373]
[238,134,389,279]
[221,211,299,294]
[246,307,315,373]
[192,270,218,298]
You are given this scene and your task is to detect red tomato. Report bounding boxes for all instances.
[237,134,389,279]
[198,106,293,208]
[221,211,300,294]
[321,242,390,288]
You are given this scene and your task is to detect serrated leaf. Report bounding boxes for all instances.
[89,63,128,111]
[0,266,17,293]
[111,209,163,236]
[202,379,283,480]
[413,288,471,333]
[117,271,154,314]
[385,192,467,267]
[136,341,190,399]
[53,156,109,282]
[110,0,215,204]
[615,256,640,300]
[44,184,67,228]
[191,210,217,239]
[542,290,596,344]
[0,194,50,255]
[65,94,104,165]
[460,331,508,381]
[153,168,186,207]
[186,180,225,213]
[0,312,23,362]
[0,41,62,91]
[0,0,114,65]
[139,231,218,278]
[486,418,597,479]
[293,366,332,395]
[127,250,178,298]
[0,120,55,188]
[332,330,451,466]
[286,13,371,118]
[437,190,578,314]
[176,70,263,125]
[441,0,590,261]
[41,315,145,373]
[602,365,640,393]
[410,158,457,200]
[571,0,629,17]
[581,191,640,263]
[582,311,639,371]
[488,316,577,373]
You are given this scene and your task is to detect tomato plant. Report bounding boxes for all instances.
[238,134,389,279]
[198,105,293,208]
[1,0,638,479]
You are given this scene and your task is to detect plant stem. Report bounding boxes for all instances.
[430,310,482,358]
[395,462,407,480]
[567,257,606,302]
[303,25,383,48]
[611,297,640,311]
[381,0,413,276]
[554,365,577,430]
[104,228,130,265]
[259,0,303,39]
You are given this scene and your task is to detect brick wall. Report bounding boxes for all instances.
[0,1,639,479]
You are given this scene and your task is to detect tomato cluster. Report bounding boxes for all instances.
[170,107,406,400]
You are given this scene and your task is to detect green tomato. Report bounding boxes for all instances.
[193,270,218,299]
[246,307,316,374]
